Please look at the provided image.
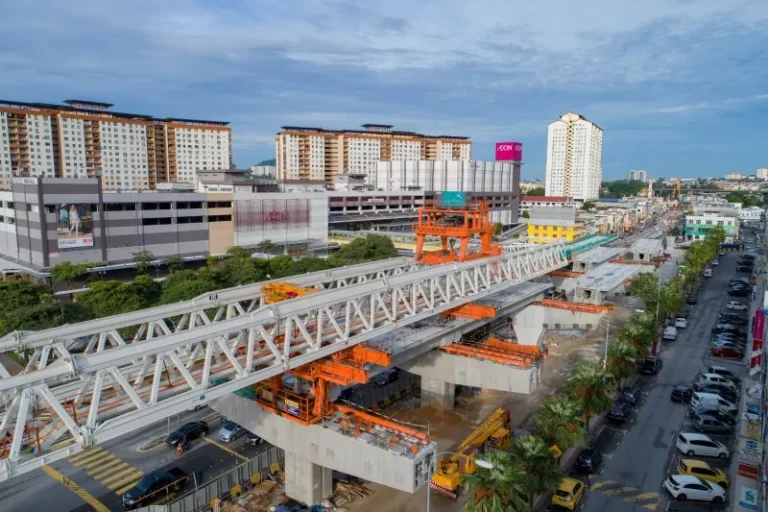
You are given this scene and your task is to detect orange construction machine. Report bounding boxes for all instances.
[414,192,501,264]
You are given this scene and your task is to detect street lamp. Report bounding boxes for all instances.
[427,452,494,512]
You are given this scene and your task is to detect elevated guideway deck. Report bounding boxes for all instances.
[0,242,568,482]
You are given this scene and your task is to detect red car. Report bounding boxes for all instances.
[711,346,745,358]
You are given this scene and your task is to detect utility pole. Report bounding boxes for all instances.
[603,316,610,369]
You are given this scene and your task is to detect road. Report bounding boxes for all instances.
[570,250,746,512]
[0,408,271,512]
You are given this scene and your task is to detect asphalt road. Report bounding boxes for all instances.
[568,250,747,512]
[0,408,272,512]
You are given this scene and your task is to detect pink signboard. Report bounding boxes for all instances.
[753,310,765,342]
[495,142,523,161]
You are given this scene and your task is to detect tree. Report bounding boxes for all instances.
[50,262,92,289]
[607,338,637,389]
[580,201,596,211]
[533,395,585,452]
[462,451,530,512]
[509,436,564,507]
[127,275,163,309]
[521,211,530,219]
[601,180,646,198]
[568,361,612,428]
[161,272,219,304]
[267,255,298,278]
[526,187,546,196]
[256,240,279,259]
[132,251,154,274]
[0,302,90,336]
[492,223,504,236]
[165,256,183,274]
[217,248,264,287]
[725,192,761,208]
[77,280,145,318]
[337,234,397,263]
[0,281,51,313]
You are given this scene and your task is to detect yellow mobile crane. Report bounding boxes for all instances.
[429,408,512,499]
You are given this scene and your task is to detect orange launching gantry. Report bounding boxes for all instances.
[414,192,501,265]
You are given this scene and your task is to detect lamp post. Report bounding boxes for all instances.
[602,316,610,369]
[427,452,494,512]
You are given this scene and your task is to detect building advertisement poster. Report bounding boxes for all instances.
[751,309,764,342]
[739,486,758,510]
[56,204,94,249]
[495,142,523,161]
[738,438,763,465]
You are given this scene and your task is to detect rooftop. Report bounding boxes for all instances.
[572,246,622,264]
[574,263,648,292]
[279,125,469,140]
[521,196,573,203]
[631,238,663,256]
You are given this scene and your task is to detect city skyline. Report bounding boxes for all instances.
[2,1,767,181]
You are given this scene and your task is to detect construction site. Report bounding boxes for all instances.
[0,191,678,512]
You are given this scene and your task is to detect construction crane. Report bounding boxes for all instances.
[429,408,512,499]
[414,192,501,264]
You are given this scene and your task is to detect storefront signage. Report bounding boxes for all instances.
[495,142,523,161]
[752,309,764,341]
[263,211,288,223]
[742,420,761,441]
[365,198,386,203]
[738,461,759,479]
[749,353,761,376]
[739,486,758,510]
[738,438,763,465]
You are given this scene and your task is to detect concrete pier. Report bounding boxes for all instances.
[418,376,456,409]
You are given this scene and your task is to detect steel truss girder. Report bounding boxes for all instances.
[0,244,566,481]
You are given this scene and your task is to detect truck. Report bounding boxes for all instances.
[121,467,188,509]
[429,408,511,499]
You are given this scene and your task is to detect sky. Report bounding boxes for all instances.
[1,0,767,181]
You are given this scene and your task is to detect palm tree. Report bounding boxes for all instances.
[569,361,613,429]
[607,339,637,389]
[533,395,585,452]
[463,451,530,512]
[509,436,564,507]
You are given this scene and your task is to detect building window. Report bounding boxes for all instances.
[208,214,232,222]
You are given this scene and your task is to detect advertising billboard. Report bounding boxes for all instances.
[752,309,764,342]
[495,142,523,161]
[56,204,94,249]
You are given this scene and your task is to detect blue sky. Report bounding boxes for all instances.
[2,0,767,181]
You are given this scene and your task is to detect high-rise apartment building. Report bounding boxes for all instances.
[756,168,768,180]
[275,124,471,186]
[0,99,231,191]
[545,112,603,201]
[627,169,647,183]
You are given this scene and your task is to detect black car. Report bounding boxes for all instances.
[718,314,748,326]
[246,431,265,446]
[575,448,603,473]
[712,324,746,335]
[692,382,739,403]
[741,254,756,260]
[641,357,663,375]
[621,386,641,404]
[730,278,752,286]
[122,468,188,509]
[165,421,209,448]
[686,295,699,305]
[671,385,693,403]
[728,288,750,297]
[737,266,753,273]
[677,309,691,319]
[606,401,631,423]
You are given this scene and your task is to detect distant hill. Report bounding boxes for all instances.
[256,158,276,166]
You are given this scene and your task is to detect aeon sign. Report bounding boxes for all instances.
[263,211,288,223]
[495,142,523,161]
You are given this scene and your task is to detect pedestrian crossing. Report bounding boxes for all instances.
[587,480,659,510]
[68,447,143,496]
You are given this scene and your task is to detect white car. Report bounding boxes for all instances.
[675,318,688,329]
[703,268,713,278]
[664,475,726,503]
[726,301,748,311]
[699,373,738,391]
[691,392,738,414]
[676,433,729,458]
[663,326,678,341]
[711,259,719,266]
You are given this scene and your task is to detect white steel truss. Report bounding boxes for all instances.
[0,243,566,481]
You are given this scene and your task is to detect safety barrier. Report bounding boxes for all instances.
[370,382,419,411]
[135,446,285,512]
[535,299,614,313]
[343,372,420,410]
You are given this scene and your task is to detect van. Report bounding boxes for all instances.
[691,392,737,414]
[676,433,729,458]
[663,326,678,341]
[704,268,713,278]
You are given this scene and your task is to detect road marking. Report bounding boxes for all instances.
[107,471,144,491]
[101,466,138,485]
[81,453,117,470]
[114,478,143,495]
[69,448,108,466]
[203,437,249,461]
[87,457,124,476]
[589,480,616,490]
[625,492,660,502]
[42,465,110,512]
[603,486,638,496]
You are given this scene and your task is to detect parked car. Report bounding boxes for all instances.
[677,308,691,319]
[711,259,719,266]
[728,288,750,297]
[671,385,693,403]
[711,345,745,358]
[726,301,748,311]
[642,357,663,375]
[711,324,746,336]
[689,405,737,425]
[703,268,713,278]
[699,373,738,390]
[675,317,688,329]
[551,478,585,511]
[676,433,729,458]
[692,413,733,435]
[663,326,678,341]
[718,313,748,326]
[575,448,603,473]
[737,266,753,273]
[218,421,245,443]
[122,468,188,509]
[730,278,751,286]
[691,392,737,415]
[686,295,699,305]
[621,386,641,405]
[663,475,726,503]
[166,421,209,448]
[707,365,741,385]
[692,383,738,403]
[246,431,265,446]
[606,401,632,424]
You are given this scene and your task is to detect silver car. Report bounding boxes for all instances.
[218,421,244,443]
